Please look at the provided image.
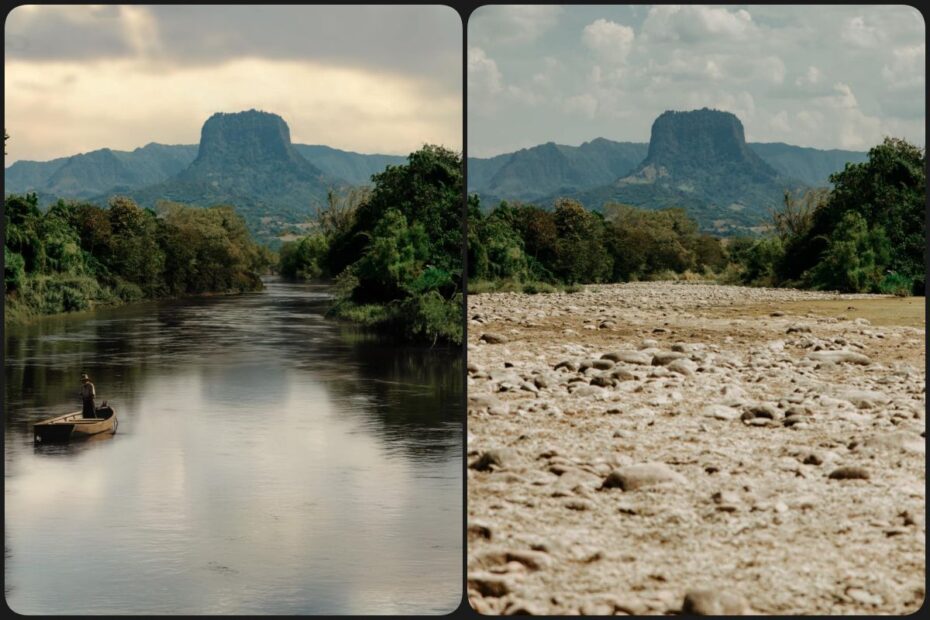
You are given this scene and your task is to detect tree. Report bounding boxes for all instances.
[552,198,612,283]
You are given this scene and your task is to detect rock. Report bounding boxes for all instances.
[786,324,812,334]
[828,466,870,480]
[611,368,637,382]
[468,522,493,541]
[652,351,686,366]
[591,359,615,370]
[480,333,509,344]
[681,589,748,615]
[570,385,607,399]
[600,463,686,491]
[668,358,697,378]
[703,405,740,421]
[602,350,652,365]
[554,359,578,372]
[808,350,872,365]
[564,498,594,511]
[838,390,889,409]
[503,600,546,615]
[471,450,508,471]
[467,572,511,597]
[845,587,883,606]
[590,374,615,388]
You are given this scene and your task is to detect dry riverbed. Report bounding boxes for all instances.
[467,282,925,615]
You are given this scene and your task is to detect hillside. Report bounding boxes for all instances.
[467,110,868,234]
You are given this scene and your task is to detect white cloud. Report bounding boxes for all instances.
[582,19,635,63]
[563,93,598,118]
[882,44,925,89]
[642,5,755,43]
[795,65,821,87]
[469,5,924,154]
[467,46,503,95]
[842,16,882,47]
[471,5,563,45]
[5,58,462,161]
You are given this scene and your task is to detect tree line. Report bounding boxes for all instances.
[4,194,273,322]
[278,145,464,346]
[469,137,925,297]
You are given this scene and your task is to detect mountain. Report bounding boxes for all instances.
[119,110,337,240]
[293,145,406,186]
[467,139,647,204]
[5,143,199,198]
[468,108,869,234]
[4,110,413,243]
[748,142,868,186]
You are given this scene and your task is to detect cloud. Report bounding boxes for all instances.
[5,58,461,161]
[582,19,635,63]
[642,5,755,43]
[5,6,461,92]
[4,6,461,162]
[882,44,926,89]
[842,16,882,48]
[470,5,563,45]
[469,5,924,155]
[468,47,503,96]
[563,93,598,118]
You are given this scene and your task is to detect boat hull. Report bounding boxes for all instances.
[34,407,118,443]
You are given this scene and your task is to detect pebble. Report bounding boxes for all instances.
[600,463,686,491]
[471,450,508,472]
[808,350,872,365]
[480,333,509,344]
[681,589,748,615]
[828,466,870,480]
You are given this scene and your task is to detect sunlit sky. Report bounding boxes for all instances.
[469,5,925,157]
[4,5,462,164]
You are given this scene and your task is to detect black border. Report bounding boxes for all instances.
[3,2,929,618]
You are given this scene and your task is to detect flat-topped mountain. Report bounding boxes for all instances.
[5,110,409,242]
[467,108,869,233]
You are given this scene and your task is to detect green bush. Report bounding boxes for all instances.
[878,272,913,297]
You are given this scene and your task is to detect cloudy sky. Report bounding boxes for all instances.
[469,5,925,157]
[5,5,461,163]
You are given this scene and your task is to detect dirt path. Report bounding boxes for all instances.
[467,282,925,615]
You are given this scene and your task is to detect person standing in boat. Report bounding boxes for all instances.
[80,373,97,418]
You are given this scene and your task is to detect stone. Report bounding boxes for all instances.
[467,572,511,597]
[602,350,653,365]
[471,450,508,472]
[681,589,748,615]
[808,350,872,365]
[652,351,686,366]
[600,463,686,491]
[480,333,509,344]
[703,405,740,421]
[668,358,697,377]
[828,466,870,480]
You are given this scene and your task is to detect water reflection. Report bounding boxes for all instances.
[4,278,462,615]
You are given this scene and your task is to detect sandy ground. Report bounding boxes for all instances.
[466,282,925,615]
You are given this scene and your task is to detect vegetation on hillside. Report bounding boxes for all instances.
[728,137,925,295]
[470,137,925,297]
[278,145,464,346]
[4,193,273,323]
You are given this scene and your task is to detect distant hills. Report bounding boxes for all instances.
[468,108,869,234]
[5,110,408,242]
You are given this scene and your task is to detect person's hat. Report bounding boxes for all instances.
[80,373,89,381]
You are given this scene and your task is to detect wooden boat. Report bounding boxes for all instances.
[33,405,118,443]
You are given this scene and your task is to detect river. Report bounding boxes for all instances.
[3,277,463,614]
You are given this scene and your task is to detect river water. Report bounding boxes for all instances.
[3,278,463,614]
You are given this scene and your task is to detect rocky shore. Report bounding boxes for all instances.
[467,282,925,615]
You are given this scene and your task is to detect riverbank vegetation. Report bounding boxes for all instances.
[277,145,464,346]
[4,194,273,323]
[470,137,925,296]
